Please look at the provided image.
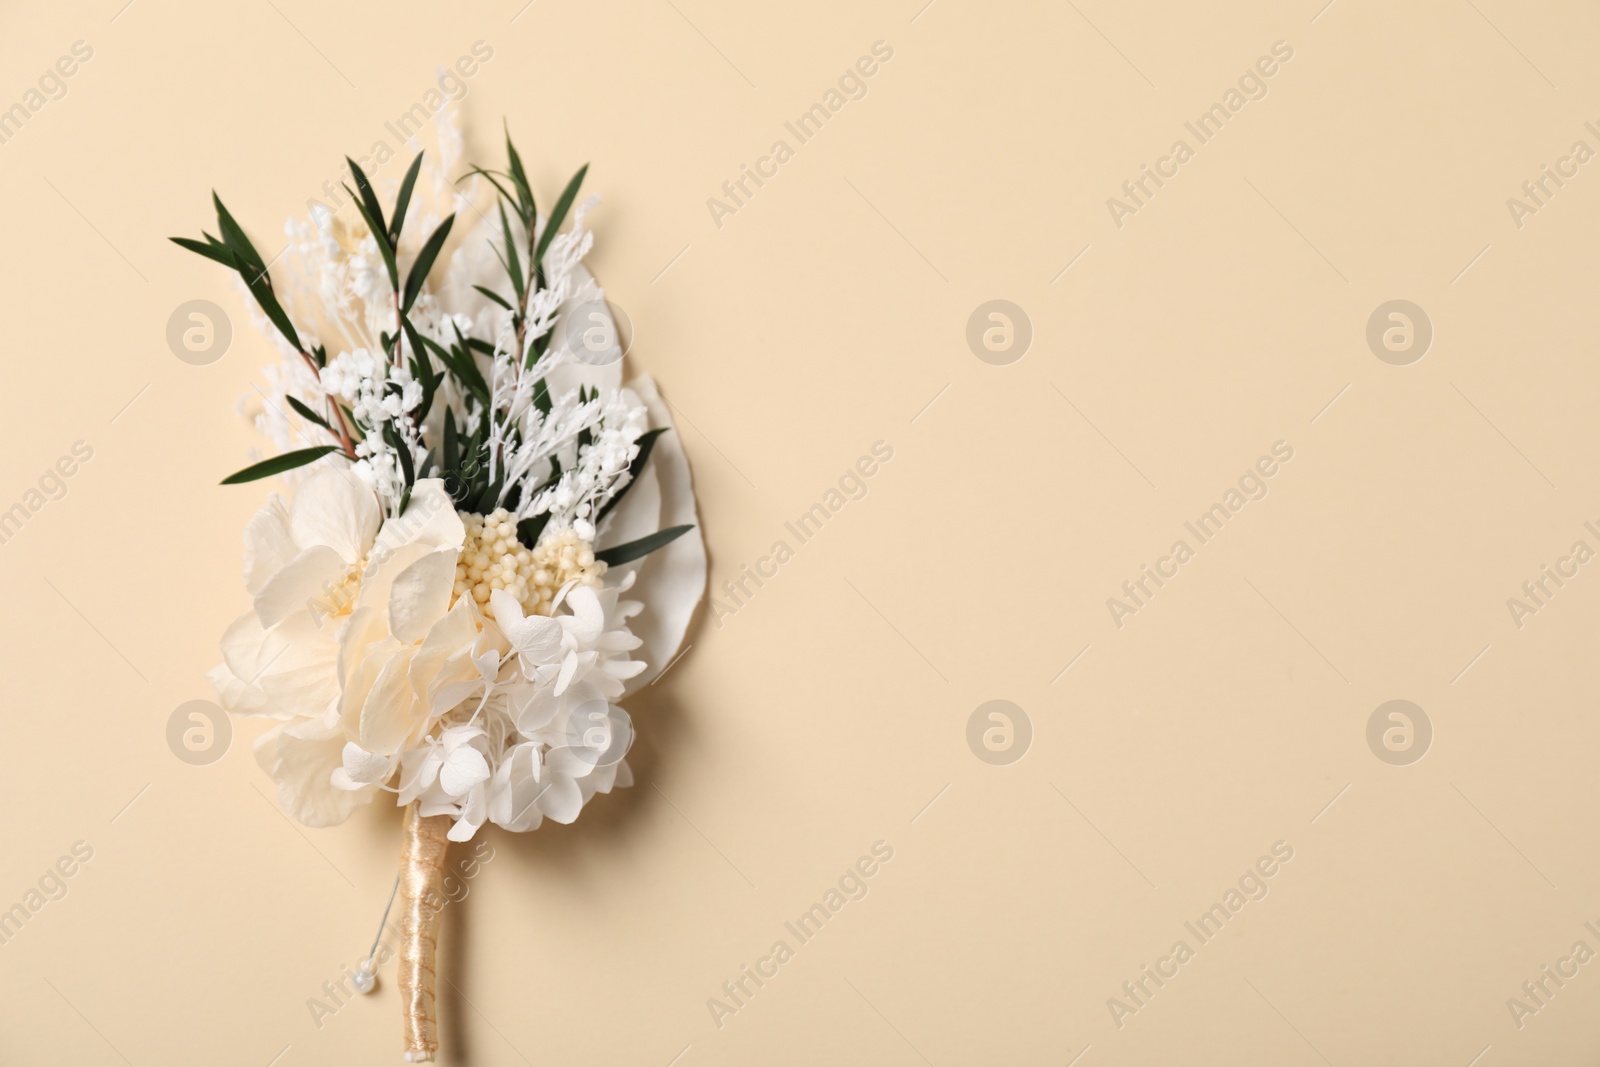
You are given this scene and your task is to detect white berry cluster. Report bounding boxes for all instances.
[452,508,607,619]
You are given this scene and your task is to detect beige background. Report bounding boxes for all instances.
[2,0,1598,1063]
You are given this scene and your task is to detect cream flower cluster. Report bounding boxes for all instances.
[454,509,606,619]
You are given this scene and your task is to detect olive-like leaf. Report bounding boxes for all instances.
[242,268,303,353]
[383,423,416,488]
[388,152,425,246]
[211,193,266,279]
[472,285,512,311]
[220,446,340,485]
[498,200,525,304]
[504,124,535,221]
[346,157,388,244]
[402,213,455,314]
[535,163,588,272]
[594,524,693,567]
[286,395,333,432]
[169,235,237,269]
[344,182,399,291]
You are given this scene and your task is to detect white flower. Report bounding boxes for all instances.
[397,724,495,842]
[211,471,470,827]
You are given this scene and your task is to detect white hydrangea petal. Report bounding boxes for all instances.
[398,744,446,805]
[488,744,545,832]
[439,745,490,796]
[371,479,464,556]
[253,544,346,628]
[208,660,265,715]
[221,609,340,721]
[448,786,488,841]
[254,719,371,828]
[243,494,297,595]
[358,652,421,756]
[535,767,584,824]
[562,584,605,643]
[288,468,380,562]
[338,742,393,785]
[388,549,459,643]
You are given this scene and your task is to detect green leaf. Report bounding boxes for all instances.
[169,235,237,269]
[347,157,388,245]
[498,201,525,305]
[516,513,551,549]
[242,268,303,352]
[472,285,512,311]
[504,123,535,221]
[212,193,266,279]
[442,407,459,473]
[464,166,517,208]
[402,213,455,314]
[339,403,363,441]
[400,320,441,422]
[345,182,399,292]
[532,377,551,415]
[470,472,502,514]
[439,328,491,404]
[220,446,340,484]
[388,152,425,247]
[286,395,333,432]
[595,428,667,524]
[535,163,588,274]
[594,524,693,567]
[383,423,416,488]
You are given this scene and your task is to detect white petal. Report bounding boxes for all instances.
[208,660,265,715]
[243,494,297,595]
[440,745,490,796]
[388,549,458,643]
[563,584,605,642]
[536,770,584,824]
[358,651,421,756]
[253,544,346,628]
[339,742,393,785]
[554,650,578,695]
[447,812,481,842]
[411,598,483,708]
[371,480,464,557]
[488,745,545,832]
[289,468,380,562]
[397,745,445,805]
[221,609,340,721]
[254,718,371,828]
[497,595,564,662]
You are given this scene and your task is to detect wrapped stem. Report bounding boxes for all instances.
[399,802,452,1062]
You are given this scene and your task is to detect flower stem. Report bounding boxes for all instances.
[399,802,451,1062]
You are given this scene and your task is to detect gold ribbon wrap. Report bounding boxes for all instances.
[399,803,452,1062]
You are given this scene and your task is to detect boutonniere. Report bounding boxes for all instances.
[178,120,704,1061]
